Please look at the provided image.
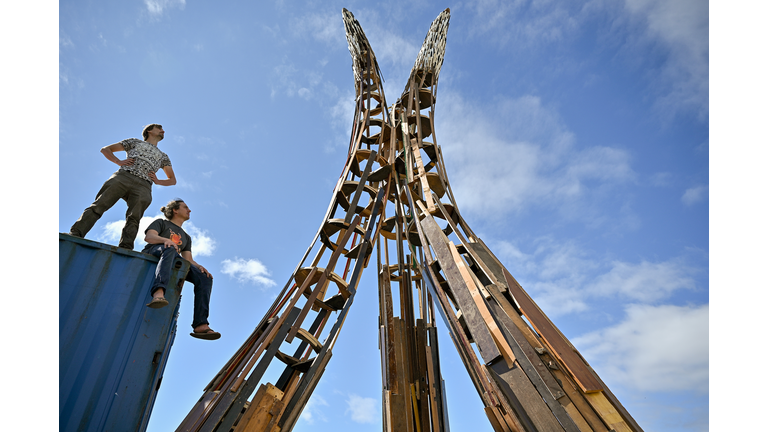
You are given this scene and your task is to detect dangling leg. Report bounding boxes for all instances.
[186,266,219,340]
[145,244,177,309]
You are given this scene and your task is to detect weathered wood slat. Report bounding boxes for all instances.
[487,358,566,432]
[233,384,284,432]
[484,284,567,403]
[419,212,502,364]
[447,242,517,368]
[585,392,633,432]
[204,307,301,432]
[485,295,581,432]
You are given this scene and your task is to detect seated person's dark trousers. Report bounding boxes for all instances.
[143,244,212,329]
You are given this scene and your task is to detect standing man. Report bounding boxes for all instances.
[69,124,176,249]
[143,198,220,340]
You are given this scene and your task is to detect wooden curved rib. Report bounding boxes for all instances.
[295,266,351,299]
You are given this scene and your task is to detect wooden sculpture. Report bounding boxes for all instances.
[175,8,643,432]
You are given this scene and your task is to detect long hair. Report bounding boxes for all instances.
[160,199,183,219]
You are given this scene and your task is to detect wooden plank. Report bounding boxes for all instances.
[383,390,393,432]
[470,248,599,427]
[484,284,564,400]
[232,385,266,432]
[381,267,397,393]
[175,390,219,432]
[496,405,525,432]
[540,351,608,432]
[419,213,501,363]
[484,406,508,432]
[229,270,316,394]
[409,136,435,212]
[561,400,595,432]
[584,392,633,432]
[424,344,441,432]
[487,359,565,432]
[485,294,581,432]
[421,259,499,407]
[235,384,284,432]
[202,307,301,432]
[399,319,415,432]
[415,320,430,432]
[447,242,516,368]
[587,364,645,432]
[390,318,413,432]
[410,384,422,432]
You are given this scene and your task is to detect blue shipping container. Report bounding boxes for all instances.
[59,234,190,432]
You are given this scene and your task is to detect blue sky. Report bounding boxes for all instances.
[7,0,741,430]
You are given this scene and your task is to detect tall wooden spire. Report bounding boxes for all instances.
[176,9,642,432]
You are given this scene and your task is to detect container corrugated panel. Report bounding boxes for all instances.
[59,233,190,432]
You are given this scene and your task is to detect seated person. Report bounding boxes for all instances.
[142,198,220,340]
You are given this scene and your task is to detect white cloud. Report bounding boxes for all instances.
[437,92,634,220]
[587,259,697,301]
[221,257,276,287]
[681,185,708,206]
[345,394,378,424]
[183,222,217,256]
[467,0,580,47]
[491,237,702,315]
[97,215,216,256]
[144,0,186,18]
[527,281,590,317]
[97,214,161,249]
[290,11,345,45]
[573,303,709,392]
[623,0,709,120]
[463,0,708,119]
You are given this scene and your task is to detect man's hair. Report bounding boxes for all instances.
[142,123,163,140]
[161,198,184,219]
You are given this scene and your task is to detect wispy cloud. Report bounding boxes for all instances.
[681,185,708,206]
[60,33,74,49]
[144,0,186,19]
[437,92,634,221]
[345,394,378,424]
[289,11,345,45]
[467,0,580,46]
[463,0,708,120]
[491,237,703,317]
[221,257,276,287]
[587,259,698,302]
[622,0,709,120]
[269,57,353,153]
[649,172,673,186]
[573,303,709,392]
